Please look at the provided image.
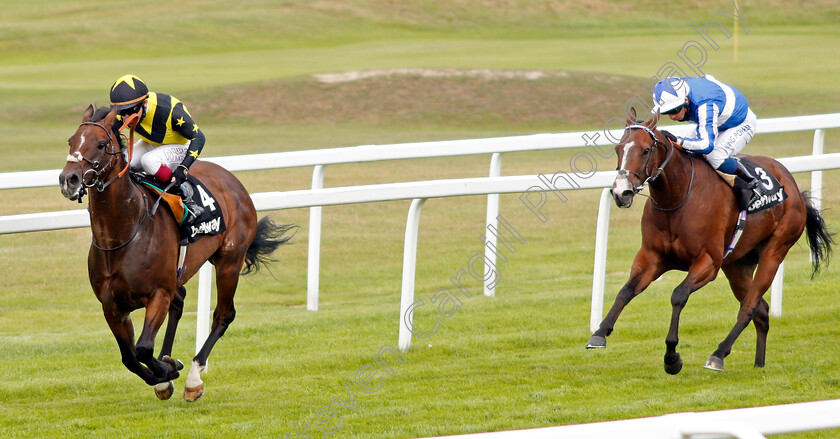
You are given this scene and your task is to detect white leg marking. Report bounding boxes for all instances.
[186,360,205,388]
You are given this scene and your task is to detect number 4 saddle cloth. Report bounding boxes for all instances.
[132,172,227,243]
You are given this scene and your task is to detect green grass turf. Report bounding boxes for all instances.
[1,1,840,438]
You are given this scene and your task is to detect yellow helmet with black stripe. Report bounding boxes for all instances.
[110,74,149,111]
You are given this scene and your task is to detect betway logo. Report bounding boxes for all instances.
[190,217,222,237]
[748,186,785,212]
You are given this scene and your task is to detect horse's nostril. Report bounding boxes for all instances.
[622,190,634,198]
[68,174,79,186]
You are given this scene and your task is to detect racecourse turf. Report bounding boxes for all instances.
[1,1,839,438]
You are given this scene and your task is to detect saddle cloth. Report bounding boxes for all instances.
[739,158,787,213]
[132,173,226,243]
[715,158,787,214]
[719,158,787,259]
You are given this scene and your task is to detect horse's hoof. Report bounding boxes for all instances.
[154,381,174,400]
[664,355,683,375]
[162,355,185,371]
[586,335,607,349]
[704,355,724,371]
[184,384,205,402]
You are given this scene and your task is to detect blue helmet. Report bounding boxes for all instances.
[652,77,689,114]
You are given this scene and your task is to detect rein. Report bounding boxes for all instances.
[623,125,695,212]
[90,192,151,252]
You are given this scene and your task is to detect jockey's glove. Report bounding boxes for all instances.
[173,164,189,186]
[660,130,678,144]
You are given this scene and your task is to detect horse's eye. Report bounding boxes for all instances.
[97,141,108,150]
[642,148,651,155]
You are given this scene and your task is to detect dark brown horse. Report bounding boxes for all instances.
[586,108,833,374]
[59,105,295,400]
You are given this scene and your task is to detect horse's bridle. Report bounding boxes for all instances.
[66,121,126,199]
[67,117,149,252]
[621,124,694,212]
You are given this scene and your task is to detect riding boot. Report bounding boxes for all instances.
[179,181,205,223]
[731,177,752,211]
[733,162,762,209]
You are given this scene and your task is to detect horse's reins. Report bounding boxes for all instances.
[90,192,151,252]
[69,113,151,251]
[623,124,694,212]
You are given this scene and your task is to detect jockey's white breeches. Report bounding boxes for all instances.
[704,108,757,169]
[128,140,190,177]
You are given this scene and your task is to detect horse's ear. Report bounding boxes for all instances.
[646,111,660,128]
[83,105,95,122]
[101,107,118,125]
[625,107,637,126]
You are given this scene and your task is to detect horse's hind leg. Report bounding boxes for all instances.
[184,262,241,402]
[158,286,186,360]
[587,248,665,348]
[721,261,768,368]
[707,243,792,371]
[753,298,770,367]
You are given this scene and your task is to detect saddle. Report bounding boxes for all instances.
[131,172,226,243]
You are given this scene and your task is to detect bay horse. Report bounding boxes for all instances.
[586,108,833,374]
[58,105,295,400]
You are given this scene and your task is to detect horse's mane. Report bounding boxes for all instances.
[89,106,127,149]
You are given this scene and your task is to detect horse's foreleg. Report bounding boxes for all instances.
[587,249,664,348]
[708,245,790,371]
[103,309,159,385]
[150,286,187,400]
[664,254,717,375]
[184,264,241,402]
[135,289,179,384]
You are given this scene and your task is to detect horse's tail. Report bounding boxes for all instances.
[242,216,298,275]
[802,191,835,277]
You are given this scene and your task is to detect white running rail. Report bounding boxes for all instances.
[413,398,840,438]
[3,113,838,315]
[3,153,840,353]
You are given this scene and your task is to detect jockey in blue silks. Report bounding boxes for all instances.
[652,75,761,205]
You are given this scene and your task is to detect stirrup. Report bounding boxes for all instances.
[183,200,204,222]
[179,182,204,221]
[746,181,762,204]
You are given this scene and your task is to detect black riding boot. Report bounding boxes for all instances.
[733,163,762,210]
[179,181,205,223]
